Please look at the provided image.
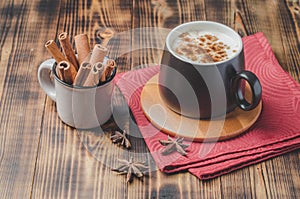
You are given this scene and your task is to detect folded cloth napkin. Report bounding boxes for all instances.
[114,32,300,180]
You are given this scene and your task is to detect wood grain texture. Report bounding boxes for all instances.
[0,0,50,198]
[0,0,299,199]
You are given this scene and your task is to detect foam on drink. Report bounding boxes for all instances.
[172,31,239,63]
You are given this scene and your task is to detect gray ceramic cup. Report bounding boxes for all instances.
[38,58,116,129]
[159,21,262,119]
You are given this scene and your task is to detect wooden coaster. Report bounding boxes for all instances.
[140,74,262,142]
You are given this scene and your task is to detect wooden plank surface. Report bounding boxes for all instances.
[0,0,299,198]
[0,0,53,198]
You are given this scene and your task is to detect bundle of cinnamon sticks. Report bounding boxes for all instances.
[45,29,116,87]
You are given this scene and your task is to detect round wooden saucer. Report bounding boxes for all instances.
[140,74,262,142]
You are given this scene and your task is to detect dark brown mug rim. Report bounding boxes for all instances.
[165,21,243,66]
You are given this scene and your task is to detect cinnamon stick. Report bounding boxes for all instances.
[100,59,116,82]
[55,63,65,81]
[74,33,91,65]
[84,62,104,87]
[56,61,77,84]
[58,32,79,71]
[45,40,66,63]
[89,44,107,65]
[98,28,114,46]
[73,62,92,86]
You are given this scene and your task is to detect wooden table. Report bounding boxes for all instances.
[0,0,299,198]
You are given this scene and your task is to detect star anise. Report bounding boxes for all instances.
[112,157,148,183]
[110,130,131,149]
[159,136,189,156]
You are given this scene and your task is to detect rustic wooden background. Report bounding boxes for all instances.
[0,0,299,198]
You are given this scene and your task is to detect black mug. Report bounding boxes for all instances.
[159,21,262,119]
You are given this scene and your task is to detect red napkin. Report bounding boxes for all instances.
[114,32,300,180]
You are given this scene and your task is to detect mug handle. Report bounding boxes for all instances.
[38,59,56,101]
[231,71,262,111]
